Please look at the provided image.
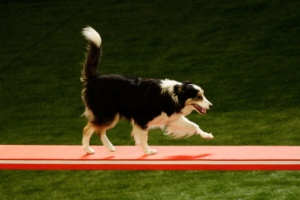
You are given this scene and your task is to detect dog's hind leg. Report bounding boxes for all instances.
[97,129,116,152]
[96,113,119,152]
[101,134,115,152]
[131,124,157,155]
[82,122,96,154]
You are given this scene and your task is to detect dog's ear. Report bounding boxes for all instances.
[183,80,192,85]
[174,84,186,94]
[175,80,192,94]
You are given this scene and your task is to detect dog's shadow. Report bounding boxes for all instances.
[80,153,211,160]
[164,153,211,160]
[80,154,115,160]
[138,153,211,160]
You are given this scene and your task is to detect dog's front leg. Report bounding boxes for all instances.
[184,117,214,140]
[195,126,214,140]
[167,115,213,140]
[131,124,157,155]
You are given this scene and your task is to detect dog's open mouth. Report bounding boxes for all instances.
[193,104,206,114]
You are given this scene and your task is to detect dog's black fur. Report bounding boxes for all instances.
[85,75,200,129]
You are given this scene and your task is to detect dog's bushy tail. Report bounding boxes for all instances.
[81,26,102,83]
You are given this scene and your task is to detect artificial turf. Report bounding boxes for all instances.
[0,0,299,199]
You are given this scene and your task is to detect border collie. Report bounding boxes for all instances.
[81,26,213,155]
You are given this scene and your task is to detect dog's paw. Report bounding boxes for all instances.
[145,149,158,155]
[84,146,95,154]
[108,146,116,152]
[200,132,214,140]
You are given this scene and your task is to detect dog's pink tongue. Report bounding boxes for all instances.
[200,107,206,114]
[194,104,206,114]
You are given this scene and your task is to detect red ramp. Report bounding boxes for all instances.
[0,145,300,170]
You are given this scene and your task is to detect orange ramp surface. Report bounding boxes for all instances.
[0,145,300,170]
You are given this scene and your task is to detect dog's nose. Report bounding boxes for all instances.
[209,104,213,109]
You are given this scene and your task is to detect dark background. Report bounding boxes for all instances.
[0,0,299,199]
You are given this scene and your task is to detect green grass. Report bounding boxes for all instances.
[1,171,300,200]
[0,0,300,199]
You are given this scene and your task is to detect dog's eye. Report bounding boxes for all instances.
[195,95,203,100]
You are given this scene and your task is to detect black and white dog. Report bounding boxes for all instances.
[81,26,213,155]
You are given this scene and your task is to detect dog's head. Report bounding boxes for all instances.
[174,81,213,115]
